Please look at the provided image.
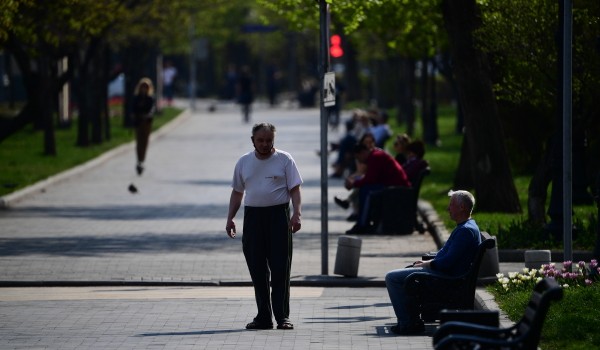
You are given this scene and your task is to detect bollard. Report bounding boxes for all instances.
[333,236,362,277]
[478,232,500,278]
[524,250,551,269]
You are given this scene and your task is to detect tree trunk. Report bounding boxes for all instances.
[436,51,464,134]
[74,50,90,147]
[528,140,553,225]
[398,57,416,135]
[38,58,56,155]
[442,0,521,213]
[420,58,429,139]
[342,35,362,102]
[89,43,108,144]
[103,47,111,141]
[453,131,474,190]
[374,58,398,109]
[425,59,439,145]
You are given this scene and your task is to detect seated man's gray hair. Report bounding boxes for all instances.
[448,190,475,214]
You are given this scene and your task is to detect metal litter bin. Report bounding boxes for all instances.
[478,232,500,278]
[334,236,362,277]
[524,250,551,269]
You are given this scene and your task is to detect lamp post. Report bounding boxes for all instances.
[546,0,572,265]
[318,0,330,275]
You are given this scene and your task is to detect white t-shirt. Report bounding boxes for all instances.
[163,66,177,85]
[232,150,303,207]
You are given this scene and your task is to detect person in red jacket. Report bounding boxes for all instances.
[345,143,411,234]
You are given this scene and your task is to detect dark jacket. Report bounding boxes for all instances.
[430,219,482,276]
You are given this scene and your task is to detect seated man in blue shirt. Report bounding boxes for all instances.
[385,190,482,335]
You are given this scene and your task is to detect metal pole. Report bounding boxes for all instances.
[562,0,573,263]
[189,20,197,111]
[319,0,330,275]
[594,173,600,260]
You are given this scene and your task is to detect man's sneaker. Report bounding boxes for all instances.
[346,213,358,222]
[334,196,350,209]
[345,224,375,235]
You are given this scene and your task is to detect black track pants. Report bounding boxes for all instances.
[242,203,292,324]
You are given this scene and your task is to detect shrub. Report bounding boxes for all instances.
[490,215,598,250]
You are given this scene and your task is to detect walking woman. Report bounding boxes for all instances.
[133,77,156,175]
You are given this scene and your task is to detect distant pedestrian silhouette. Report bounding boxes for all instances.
[236,66,255,123]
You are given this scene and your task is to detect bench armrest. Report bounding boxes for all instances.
[433,321,517,345]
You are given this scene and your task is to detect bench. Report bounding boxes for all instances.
[432,277,563,350]
[404,238,496,322]
[369,167,430,235]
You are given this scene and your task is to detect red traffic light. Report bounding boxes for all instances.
[330,34,343,58]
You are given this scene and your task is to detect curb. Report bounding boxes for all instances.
[0,277,385,288]
[0,109,191,209]
[498,249,594,262]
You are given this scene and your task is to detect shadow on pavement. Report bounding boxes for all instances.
[2,203,226,220]
[0,233,239,257]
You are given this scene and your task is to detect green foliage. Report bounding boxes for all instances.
[257,0,447,59]
[489,214,597,250]
[0,0,225,55]
[476,0,559,108]
[0,0,32,41]
[475,0,600,176]
[0,107,182,197]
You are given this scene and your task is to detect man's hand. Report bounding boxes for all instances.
[226,220,236,238]
[344,177,354,190]
[413,260,432,269]
[290,213,301,233]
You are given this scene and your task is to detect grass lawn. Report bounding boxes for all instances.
[0,106,182,197]
[488,266,600,350]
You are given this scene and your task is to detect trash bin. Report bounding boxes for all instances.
[478,232,500,278]
[334,236,362,277]
[524,250,551,269]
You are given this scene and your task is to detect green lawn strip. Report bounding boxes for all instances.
[0,107,182,197]
[489,283,599,350]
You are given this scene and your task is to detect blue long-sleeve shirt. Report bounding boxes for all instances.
[430,219,482,276]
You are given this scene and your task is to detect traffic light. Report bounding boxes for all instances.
[330,34,343,58]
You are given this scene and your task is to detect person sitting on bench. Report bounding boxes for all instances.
[384,190,482,335]
[344,143,411,234]
[402,140,429,184]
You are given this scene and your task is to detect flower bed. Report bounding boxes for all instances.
[494,259,599,293]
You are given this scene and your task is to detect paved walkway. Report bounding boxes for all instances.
[0,100,517,349]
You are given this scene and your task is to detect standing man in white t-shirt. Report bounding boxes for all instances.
[226,122,302,331]
[162,60,177,107]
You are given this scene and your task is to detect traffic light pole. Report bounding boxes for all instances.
[318,0,330,275]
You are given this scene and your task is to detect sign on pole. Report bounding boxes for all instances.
[323,72,336,107]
